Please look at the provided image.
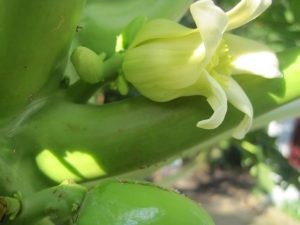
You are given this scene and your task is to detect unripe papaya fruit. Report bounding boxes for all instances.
[75,180,214,225]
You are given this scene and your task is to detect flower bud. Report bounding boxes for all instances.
[123,19,203,102]
[71,47,105,84]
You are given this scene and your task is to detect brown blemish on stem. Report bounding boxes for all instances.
[52,16,65,32]
[76,25,83,32]
[65,123,82,132]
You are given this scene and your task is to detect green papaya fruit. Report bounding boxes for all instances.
[75,180,214,225]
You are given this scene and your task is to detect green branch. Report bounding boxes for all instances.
[2,183,86,225]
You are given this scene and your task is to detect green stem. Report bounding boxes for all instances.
[0,141,55,198]
[0,0,86,197]
[0,0,86,119]
[67,53,124,103]
[0,196,21,222]
[6,183,86,225]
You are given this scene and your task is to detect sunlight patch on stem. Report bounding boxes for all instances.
[36,149,106,183]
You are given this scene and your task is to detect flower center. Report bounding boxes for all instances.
[206,41,232,87]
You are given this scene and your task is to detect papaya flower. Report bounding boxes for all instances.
[122,0,281,139]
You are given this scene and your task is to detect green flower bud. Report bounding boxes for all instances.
[71,46,105,84]
[123,20,203,102]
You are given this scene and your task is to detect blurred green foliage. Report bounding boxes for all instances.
[230,0,300,51]
[282,200,300,220]
[207,129,299,191]
[181,0,300,51]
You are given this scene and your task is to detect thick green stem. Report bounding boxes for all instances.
[0,0,86,197]
[67,53,124,103]
[5,183,86,225]
[0,0,86,119]
[0,139,55,197]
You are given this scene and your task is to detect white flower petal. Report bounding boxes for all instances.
[196,71,228,129]
[226,0,271,30]
[225,77,253,139]
[190,0,228,66]
[225,34,282,78]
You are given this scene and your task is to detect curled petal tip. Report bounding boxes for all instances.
[232,116,252,139]
[227,0,272,30]
[196,101,227,129]
[196,71,228,130]
[225,78,253,139]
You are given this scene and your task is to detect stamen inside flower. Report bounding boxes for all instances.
[206,41,232,88]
